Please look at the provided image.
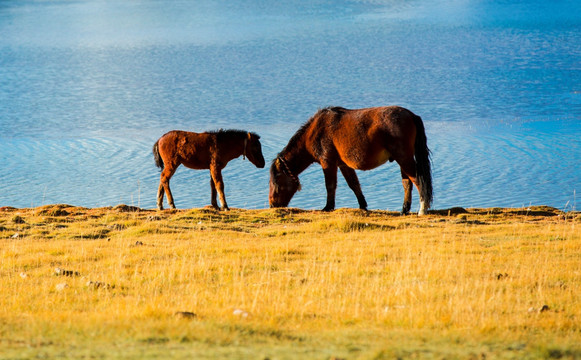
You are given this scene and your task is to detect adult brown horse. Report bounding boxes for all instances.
[153,129,265,211]
[269,106,433,215]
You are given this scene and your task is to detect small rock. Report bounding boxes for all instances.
[233,309,250,318]
[86,280,114,289]
[108,223,127,231]
[20,272,28,279]
[12,215,25,224]
[113,204,141,212]
[55,283,69,291]
[55,268,80,277]
[539,305,550,313]
[496,273,509,280]
[11,233,20,239]
[554,281,567,289]
[134,241,144,246]
[528,305,551,314]
[175,311,197,319]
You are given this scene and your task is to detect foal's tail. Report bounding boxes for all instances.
[153,140,164,170]
[413,115,433,209]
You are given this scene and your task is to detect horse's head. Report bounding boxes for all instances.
[245,132,265,168]
[269,157,301,208]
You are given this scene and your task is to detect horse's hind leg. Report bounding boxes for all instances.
[158,166,178,210]
[339,166,367,210]
[210,166,229,211]
[157,182,165,210]
[398,158,426,215]
[401,171,413,215]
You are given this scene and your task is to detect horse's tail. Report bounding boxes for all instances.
[413,115,433,209]
[153,140,164,170]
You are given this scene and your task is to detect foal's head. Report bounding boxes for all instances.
[245,132,265,168]
[269,157,301,208]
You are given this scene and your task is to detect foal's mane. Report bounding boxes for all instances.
[208,129,260,140]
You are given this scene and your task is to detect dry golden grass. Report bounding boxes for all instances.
[1,204,580,359]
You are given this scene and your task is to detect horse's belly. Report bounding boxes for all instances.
[182,160,209,170]
[345,148,391,170]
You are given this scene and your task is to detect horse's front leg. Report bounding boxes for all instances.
[321,165,338,211]
[210,177,219,210]
[210,165,229,211]
[339,166,367,211]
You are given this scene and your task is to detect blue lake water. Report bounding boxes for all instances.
[1,0,580,211]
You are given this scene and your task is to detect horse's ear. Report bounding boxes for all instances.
[248,132,260,140]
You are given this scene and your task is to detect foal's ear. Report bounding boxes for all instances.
[247,132,260,141]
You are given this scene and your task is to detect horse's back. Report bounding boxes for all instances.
[157,130,214,169]
[317,106,418,170]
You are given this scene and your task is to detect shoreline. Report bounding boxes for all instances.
[1,203,578,215]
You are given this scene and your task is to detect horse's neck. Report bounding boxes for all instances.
[284,148,312,175]
[217,134,245,161]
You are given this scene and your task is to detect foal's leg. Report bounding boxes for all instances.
[339,166,367,210]
[400,170,413,215]
[321,165,338,211]
[210,177,219,209]
[157,165,178,210]
[210,165,229,211]
[398,159,426,215]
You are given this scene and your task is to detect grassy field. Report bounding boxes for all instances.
[1,204,580,359]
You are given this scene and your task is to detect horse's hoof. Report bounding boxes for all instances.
[321,207,334,212]
[418,210,426,216]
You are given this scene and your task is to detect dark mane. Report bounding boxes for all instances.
[208,129,260,140]
[325,106,348,114]
[278,106,346,157]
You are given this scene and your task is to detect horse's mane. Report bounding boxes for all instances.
[279,106,347,156]
[208,129,260,140]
